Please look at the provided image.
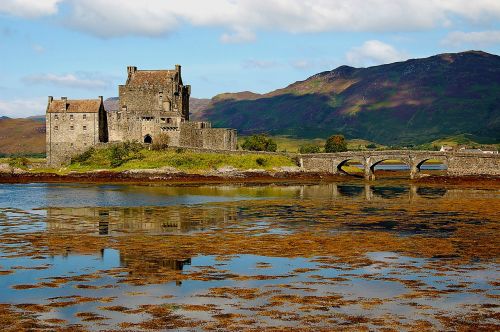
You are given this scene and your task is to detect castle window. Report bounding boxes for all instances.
[70,125,74,130]
[70,114,74,120]
[167,118,172,124]
[83,114,87,120]
[83,125,87,130]
[54,115,59,120]
[54,125,58,130]
[122,106,127,112]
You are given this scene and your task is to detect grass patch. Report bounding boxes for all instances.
[67,145,295,173]
[238,135,385,153]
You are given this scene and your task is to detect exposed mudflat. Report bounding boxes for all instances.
[0,181,498,331]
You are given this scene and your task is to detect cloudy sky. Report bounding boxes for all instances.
[1,0,500,117]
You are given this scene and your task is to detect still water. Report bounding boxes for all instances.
[0,182,498,330]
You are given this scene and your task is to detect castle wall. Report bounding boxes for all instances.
[46,112,100,166]
[108,110,184,144]
[179,123,237,150]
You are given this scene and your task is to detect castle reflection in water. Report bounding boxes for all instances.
[46,205,238,235]
[41,184,478,237]
[41,183,497,283]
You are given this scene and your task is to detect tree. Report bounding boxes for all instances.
[299,144,321,154]
[324,134,347,153]
[151,133,170,151]
[241,134,277,152]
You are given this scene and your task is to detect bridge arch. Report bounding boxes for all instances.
[336,158,365,177]
[368,157,412,180]
[414,157,448,177]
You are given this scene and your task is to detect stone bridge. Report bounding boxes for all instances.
[299,150,500,180]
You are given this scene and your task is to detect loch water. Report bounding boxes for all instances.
[0,181,498,330]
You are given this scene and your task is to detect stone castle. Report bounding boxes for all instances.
[46,65,237,165]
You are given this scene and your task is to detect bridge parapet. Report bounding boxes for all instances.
[299,150,500,180]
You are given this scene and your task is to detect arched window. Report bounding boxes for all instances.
[144,134,152,144]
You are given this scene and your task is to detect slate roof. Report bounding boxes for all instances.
[47,99,102,113]
[127,70,176,87]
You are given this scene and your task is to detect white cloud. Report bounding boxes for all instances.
[0,98,46,118]
[32,44,45,53]
[346,40,409,67]
[291,60,313,70]
[23,73,109,90]
[2,1,500,42]
[242,59,278,69]
[220,28,256,44]
[0,0,61,18]
[442,30,500,47]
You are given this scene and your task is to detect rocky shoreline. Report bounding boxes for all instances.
[0,164,499,186]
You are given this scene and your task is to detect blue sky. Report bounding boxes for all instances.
[1,0,500,117]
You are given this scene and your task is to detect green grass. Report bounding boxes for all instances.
[238,135,386,153]
[414,134,500,150]
[67,147,296,173]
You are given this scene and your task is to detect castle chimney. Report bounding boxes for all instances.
[61,97,67,111]
[48,96,53,104]
[127,66,137,76]
[175,64,181,75]
[98,96,103,103]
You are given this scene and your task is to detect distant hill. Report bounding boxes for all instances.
[0,117,46,155]
[27,115,45,122]
[196,51,500,145]
[190,98,211,119]
[104,97,119,112]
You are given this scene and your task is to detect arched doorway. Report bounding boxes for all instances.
[144,134,152,144]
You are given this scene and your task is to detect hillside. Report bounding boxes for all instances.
[0,117,46,155]
[196,51,500,145]
[190,98,212,119]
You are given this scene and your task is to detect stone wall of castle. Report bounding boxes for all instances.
[179,122,237,150]
[107,112,237,150]
[46,112,99,165]
[46,98,108,166]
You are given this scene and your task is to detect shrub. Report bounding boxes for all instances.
[71,147,95,164]
[256,157,268,166]
[109,141,143,167]
[241,134,277,152]
[366,143,377,149]
[299,144,321,154]
[151,133,170,151]
[8,157,29,168]
[324,134,348,153]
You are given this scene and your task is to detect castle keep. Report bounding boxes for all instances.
[46,65,237,165]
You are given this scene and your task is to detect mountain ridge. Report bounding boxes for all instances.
[194,50,500,145]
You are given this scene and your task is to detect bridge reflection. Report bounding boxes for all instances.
[298,183,449,201]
